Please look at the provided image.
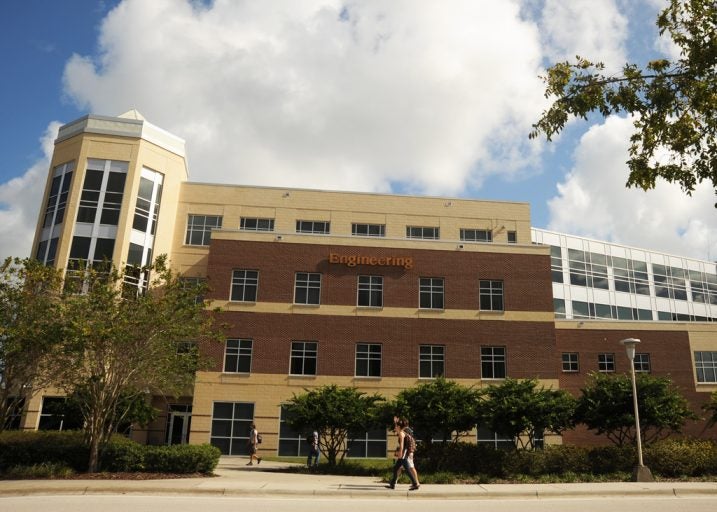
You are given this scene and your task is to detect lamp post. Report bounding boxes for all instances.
[619,338,654,482]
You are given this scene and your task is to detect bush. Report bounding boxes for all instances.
[417,442,508,477]
[0,431,220,475]
[645,439,717,477]
[587,445,634,474]
[3,462,75,479]
[100,436,146,472]
[143,444,221,474]
[0,431,88,472]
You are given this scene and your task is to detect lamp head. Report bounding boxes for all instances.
[620,338,641,360]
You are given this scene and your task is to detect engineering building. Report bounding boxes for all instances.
[21,110,717,453]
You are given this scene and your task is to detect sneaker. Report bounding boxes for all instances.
[409,485,420,491]
[257,458,262,465]
[385,484,395,489]
[246,462,253,466]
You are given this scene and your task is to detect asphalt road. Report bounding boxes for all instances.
[3,495,717,512]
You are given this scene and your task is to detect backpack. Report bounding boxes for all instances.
[404,430,416,453]
[257,433,263,444]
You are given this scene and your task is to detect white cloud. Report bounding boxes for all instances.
[0,122,60,260]
[539,0,629,72]
[547,115,717,260]
[62,0,548,196]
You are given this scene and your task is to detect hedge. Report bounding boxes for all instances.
[0,431,221,474]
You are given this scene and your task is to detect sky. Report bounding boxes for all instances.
[2,0,716,262]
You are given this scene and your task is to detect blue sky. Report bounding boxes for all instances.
[2,0,716,262]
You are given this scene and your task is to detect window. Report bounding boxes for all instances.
[231,270,259,302]
[507,231,517,244]
[185,215,222,246]
[460,229,492,242]
[240,217,275,231]
[598,353,615,373]
[479,280,504,311]
[634,353,651,373]
[132,172,162,235]
[553,298,566,319]
[355,343,382,377]
[278,405,311,456]
[695,351,717,383]
[4,398,25,430]
[290,341,317,375]
[294,272,321,305]
[352,223,385,237]
[42,161,74,228]
[419,277,444,309]
[209,402,254,455]
[347,428,388,458]
[550,246,564,283]
[407,226,439,239]
[562,353,579,372]
[357,275,383,307]
[419,345,445,378]
[38,397,82,431]
[477,426,513,450]
[296,220,330,234]
[224,339,253,373]
[179,277,207,304]
[481,346,506,379]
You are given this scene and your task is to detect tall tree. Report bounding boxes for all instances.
[0,257,64,432]
[50,256,219,472]
[482,378,576,450]
[390,377,484,443]
[576,372,697,446]
[531,0,717,199]
[283,385,384,466]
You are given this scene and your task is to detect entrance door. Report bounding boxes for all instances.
[166,405,192,445]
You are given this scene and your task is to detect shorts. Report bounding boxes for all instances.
[248,444,257,455]
[405,453,415,469]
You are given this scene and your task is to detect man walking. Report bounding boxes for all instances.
[307,430,320,467]
[387,418,419,490]
[247,423,262,466]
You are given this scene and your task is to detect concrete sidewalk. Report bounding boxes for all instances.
[1,457,716,500]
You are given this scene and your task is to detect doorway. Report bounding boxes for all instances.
[165,404,192,445]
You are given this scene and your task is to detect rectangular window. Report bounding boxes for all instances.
[481,346,506,379]
[419,345,445,378]
[407,226,439,239]
[355,343,382,377]
[132,173,161,235]
[231,270,259,302]
[634,353,651,373]
[479,280,504,311]
[695,351,717,383]
[357,275,383,307]
[476,426,514,449]
[419,277,444,309]
[240,217,275,232]
[460,229,492,242]
[38,397,82,431]
[290,341,318,375]
[562,352,579,372]
[294,272,321,305]
[347,428,388,458]
[598,353,615,373]
[296,220,330,234]
[5,398,25,430]
[278,405,311,457]
[209,402,254,455]
[553,298,566,319]
[224,339,253,373]
[352,223,385,237]
[42,161,74,228]
[185,215,222,246]
[507,231,517,243]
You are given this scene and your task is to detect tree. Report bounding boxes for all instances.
[576,372,698,446]
[283,385,384,466]
[702,390,717,430]
[389,377,484,443]
[50,256,219,472]
[0,257,64,432]
[482,378,577,450]
[530,0,717,200]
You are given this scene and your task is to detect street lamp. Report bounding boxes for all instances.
[619,338,654,482]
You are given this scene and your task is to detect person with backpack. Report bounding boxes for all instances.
[246,423,262,466]
[306,430,320,467]
[387,418,419,490]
